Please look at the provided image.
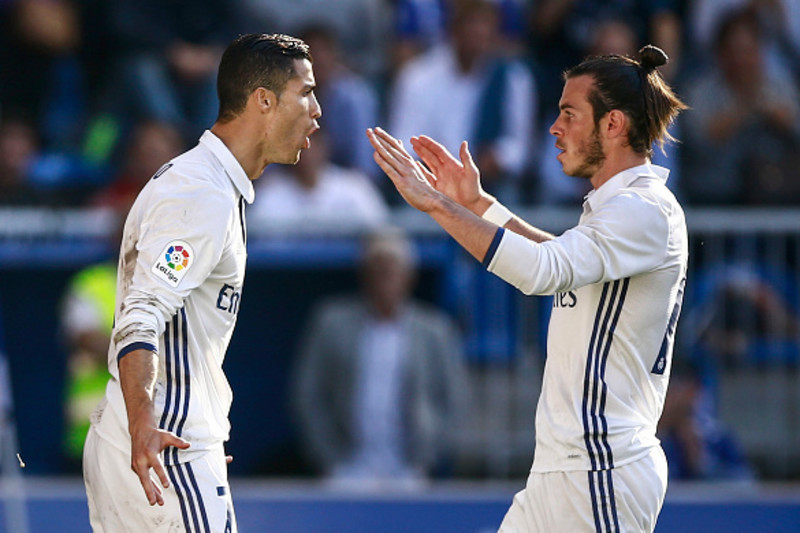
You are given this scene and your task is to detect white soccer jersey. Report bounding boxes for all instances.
[92,130,254,466]
[485,164,687,474]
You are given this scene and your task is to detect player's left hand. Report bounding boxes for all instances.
[367,127,440,213]
[130,424,191,506]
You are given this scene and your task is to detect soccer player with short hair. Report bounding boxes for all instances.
[368,45,687,532]
[83,33,321,532]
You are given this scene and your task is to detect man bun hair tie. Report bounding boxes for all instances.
[639,45,668,73]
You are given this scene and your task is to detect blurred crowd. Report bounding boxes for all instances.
[5,0,800,482]
[2,0,800,217]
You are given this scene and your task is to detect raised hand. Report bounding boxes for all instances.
[410,135,494,215]
[367,127,442,213]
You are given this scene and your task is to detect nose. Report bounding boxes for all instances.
[311,93,322,120]
[549,117,562,138]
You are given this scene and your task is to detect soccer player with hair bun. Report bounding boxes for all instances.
[368,45,687,532]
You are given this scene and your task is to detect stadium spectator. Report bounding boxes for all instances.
[389,0,536,204]
[527,0,683,117]
[0,0,83,147]
[239,0,392,80]
[102,0,243,140]
[388,0,530,78]
[251,131,389,232]
[292,228,468,488]
[657,362,754,481]
[60,259,116,471]
[0,116,44,205]
[90,120,185,212]
[689,0,800,76]
[681,7,800,205]
[682,264,800,370]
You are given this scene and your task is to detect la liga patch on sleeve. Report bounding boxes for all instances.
[151,240,194,287]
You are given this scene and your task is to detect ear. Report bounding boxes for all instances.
[604,109,627,140]
[251,87,276,113]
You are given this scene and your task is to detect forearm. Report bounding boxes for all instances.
[428,195,501,262]
[119,348,159,435]
[476,199,555,244]
[430,194,554,263]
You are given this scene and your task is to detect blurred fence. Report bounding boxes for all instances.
[1,207,800,481]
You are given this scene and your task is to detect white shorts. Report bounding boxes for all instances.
[499,447,668,533]
[84,426,237,533]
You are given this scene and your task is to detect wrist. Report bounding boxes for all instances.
[480,199,513,227]
[469,194,495,216]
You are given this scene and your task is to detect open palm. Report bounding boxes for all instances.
[410,136,489,213]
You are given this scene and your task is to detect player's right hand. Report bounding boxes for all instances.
[410,135,493,215]
[368,127,441,213]
[130,425,190,506]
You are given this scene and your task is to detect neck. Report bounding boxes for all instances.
[210,119,266,180]
[590,151,648,190]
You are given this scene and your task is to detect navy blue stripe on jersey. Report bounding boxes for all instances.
[590,279,620,470]
[165,313,182,434]
[158,320,174,431]
[161,314,180,466]
[160,310,190,467]
[238,195,247,245]
[582,278,629,532]
[175,308,191,438]
[653,276,685,375]
[597,277,629,471]
[186,461,211,532]
[582,282,610,471]
[482,228,505,268]
[167,465,193,532]
[116,341,157,361]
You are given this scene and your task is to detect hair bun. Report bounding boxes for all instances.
[639,45,668,72]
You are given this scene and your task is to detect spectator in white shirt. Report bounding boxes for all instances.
[388,0,536,204]
[292,227,468,489]
[251,131,388,232]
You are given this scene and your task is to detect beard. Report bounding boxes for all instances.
[568,127,605,179]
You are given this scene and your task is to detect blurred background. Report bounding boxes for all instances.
[2,0,800,531]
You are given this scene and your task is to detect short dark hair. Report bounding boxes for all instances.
[216,33,312,123]
[565,45,687,158]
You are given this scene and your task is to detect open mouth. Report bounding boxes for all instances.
[304,124,320,149]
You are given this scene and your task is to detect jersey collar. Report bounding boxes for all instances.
[199,130,255,204]
[583,163,669,213]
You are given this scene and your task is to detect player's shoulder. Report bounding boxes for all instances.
[615,176,682,217]
[144,146,237,208]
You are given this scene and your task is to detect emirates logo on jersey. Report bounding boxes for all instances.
[152,240,195,287]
